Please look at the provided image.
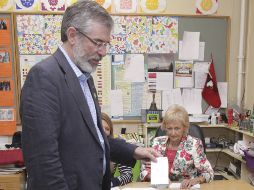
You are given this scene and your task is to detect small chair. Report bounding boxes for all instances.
[155,123,206,153]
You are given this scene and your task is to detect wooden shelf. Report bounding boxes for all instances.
[207,148,246,164]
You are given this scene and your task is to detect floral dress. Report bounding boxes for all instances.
[140,135,214,182]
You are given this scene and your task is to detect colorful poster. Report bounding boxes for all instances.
[15,0,39,11]
[17,15,62,55]
[109,34,126,54]
[16,15,44,35]
[126,33,150,53]
[41,0,65,11]
[0,48,12,77]
[114,0,137,13]
[140,0,167,13]
[112,16,127,35]
[0,0,13,11]
[150,16,178,53]
[126,16,152,34]
[0,18,11,45]
[95,0,112,11]
[18,34,45,54]
[196,0,219,15]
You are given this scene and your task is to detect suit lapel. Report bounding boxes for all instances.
[53,48,102,147]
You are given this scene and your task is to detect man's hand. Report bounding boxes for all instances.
[133,147,160,162]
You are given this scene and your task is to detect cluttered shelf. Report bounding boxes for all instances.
[200,124,254,138]
[206,148,246,164]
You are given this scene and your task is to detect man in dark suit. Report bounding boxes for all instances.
[20,1,158,190]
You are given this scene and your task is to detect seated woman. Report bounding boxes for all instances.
[140,105,214,188]
[101,113,133,187]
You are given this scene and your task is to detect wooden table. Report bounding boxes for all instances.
[120,180,254,190]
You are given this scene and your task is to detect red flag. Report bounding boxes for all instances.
[202,59,221,108]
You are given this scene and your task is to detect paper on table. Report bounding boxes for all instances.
[151,157,169,185]
[169,183,200,189]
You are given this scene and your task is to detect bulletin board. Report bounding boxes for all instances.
[178,16,228,82]
[0,13,17,135]
[6,13,230,123]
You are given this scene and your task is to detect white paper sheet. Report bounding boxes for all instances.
[110,90,123,117]
[151,157,169,185]
[182,89,202,114]
[179,41,205,61]
[156,72,173,90]
[124,54,145,82]
[162,89,183,115]
[179,31,200,60]
[169,183,200,189]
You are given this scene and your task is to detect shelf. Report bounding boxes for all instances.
[200,124,254,138]
[207,148,246,164]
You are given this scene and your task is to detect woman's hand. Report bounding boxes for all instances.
[180,177,204,189]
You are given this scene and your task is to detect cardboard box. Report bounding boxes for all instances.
[0,172,25,190]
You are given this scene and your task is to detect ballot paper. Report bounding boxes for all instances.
[169,183,200,189]
[151,157,169,185]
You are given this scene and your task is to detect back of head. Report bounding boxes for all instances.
[61,0,113,42]
[162,104,189,131]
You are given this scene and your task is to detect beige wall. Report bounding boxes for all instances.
[165,0,253,109]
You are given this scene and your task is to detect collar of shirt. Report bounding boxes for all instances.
[58,45,90,82]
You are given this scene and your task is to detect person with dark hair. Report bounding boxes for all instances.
[140,105,214,188]
[101,113,133,187]
[20,1,158,190]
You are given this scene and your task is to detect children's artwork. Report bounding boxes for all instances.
[196,0,218,15]
[149,35,174,53]
[152,16,178,36]
[15,0,39,11]
[140,0,167,13]
[17,15,62,55]
[18,34,45,54]
[44,15,63,34]
[126,16,152,34]
[114,0,137,13]
[112,16,127,35]
[125,33,150,53]
[16,15,44,34]
[109,34,126,54]
[95,0,112,11]
[151,17,178,53]
[0,0,13,11]
[41,0,65,11]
